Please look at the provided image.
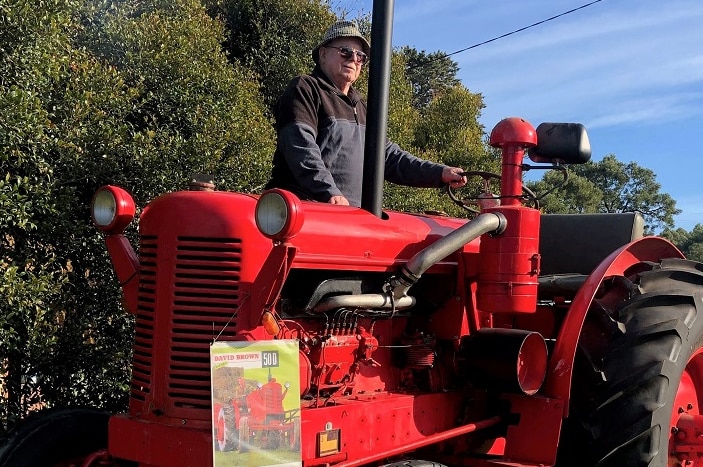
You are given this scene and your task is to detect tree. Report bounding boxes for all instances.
[414,85,494,171]
[527,170,602,214]
[661,225,703,262]
[381,60,494,215]
[0,0,275,433]
[529,154,680,234]
[375,47,495,215]
[399,47,460,110]
[81,0,275,195]
[205,0,336,112]
[352,46,420,151]
[0,0,129,428]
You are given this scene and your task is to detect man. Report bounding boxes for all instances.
[266,20,467,207]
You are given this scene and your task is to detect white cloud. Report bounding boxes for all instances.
[459,1,703,130]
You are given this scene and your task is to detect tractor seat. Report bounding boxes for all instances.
[537,212,644,298]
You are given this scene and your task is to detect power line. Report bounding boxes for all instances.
[408,0,603,69]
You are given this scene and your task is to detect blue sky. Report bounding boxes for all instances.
[341,0,703,231]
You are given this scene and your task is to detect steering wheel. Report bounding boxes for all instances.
[447,170,539,214]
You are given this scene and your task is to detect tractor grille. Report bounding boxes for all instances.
[131,235,242,415]
[131,235,157,403]
[170,236,242,409]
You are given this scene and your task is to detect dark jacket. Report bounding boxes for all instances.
[266,66,445,207]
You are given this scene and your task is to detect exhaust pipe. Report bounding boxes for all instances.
[389,212,506,300]
[361,0,394,217]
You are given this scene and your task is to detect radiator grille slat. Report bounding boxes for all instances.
[130,235,242,412]
[130,236,157,401]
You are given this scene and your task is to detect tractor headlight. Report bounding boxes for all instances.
[255,189,304,242]
[91,185,136,235]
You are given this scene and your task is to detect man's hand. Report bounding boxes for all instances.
[441,166,467,188]
[328,195,350,205]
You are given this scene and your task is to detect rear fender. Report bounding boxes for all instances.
[543,236,684,408]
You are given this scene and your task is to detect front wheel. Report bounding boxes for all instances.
[0,407,114,467]
[559,258,703,466]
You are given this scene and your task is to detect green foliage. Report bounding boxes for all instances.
[528,170,603,214]
[661,224,703,262]
[399,47,460,110]
[0,0,133,427]
[0,0,275,433]
[82,0,275,196]
[529,154,680,234]
[206,0,336,112]
[353,50,420,150]
[0,264,67,427]
[375,52,493,215]
[386,53,420,149]
[414,85,494,171]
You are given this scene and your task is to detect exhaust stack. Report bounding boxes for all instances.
[361,0,394,217]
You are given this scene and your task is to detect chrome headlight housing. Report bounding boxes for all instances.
[255,189,304,242]
[91,185,136,234]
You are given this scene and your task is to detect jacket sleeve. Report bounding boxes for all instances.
[277,122,342,201]
[276,77,342,201]
[384,141,446,188]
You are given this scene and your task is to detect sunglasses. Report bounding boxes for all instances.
[325,45,368,65]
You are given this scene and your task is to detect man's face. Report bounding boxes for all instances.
[318,37,367,92]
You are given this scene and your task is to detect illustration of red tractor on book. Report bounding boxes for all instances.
[213,369,300,453]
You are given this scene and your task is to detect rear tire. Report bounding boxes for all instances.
[558,258,703,466]
[0,407,111,467]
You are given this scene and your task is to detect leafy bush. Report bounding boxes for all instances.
[0,0,275,433]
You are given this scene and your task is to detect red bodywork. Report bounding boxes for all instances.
[93,118,685,467]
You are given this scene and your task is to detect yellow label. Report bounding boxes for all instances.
[318,429,341,456]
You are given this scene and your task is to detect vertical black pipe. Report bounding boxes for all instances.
[361,0,394,217]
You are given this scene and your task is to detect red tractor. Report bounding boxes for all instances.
[238,377,300,452]
[2,2,702,467]
[214,373,300,453]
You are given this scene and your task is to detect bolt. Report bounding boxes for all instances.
[680,407,686,414]
[688,403,694,410]
[673,427,679,434]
